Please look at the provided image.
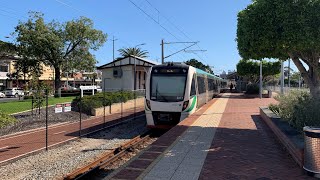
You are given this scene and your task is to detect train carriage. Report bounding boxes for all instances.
[145,62,227,128]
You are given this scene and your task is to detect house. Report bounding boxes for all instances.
[97,55,159,91]
[0,57,102,90]
[0,57,17,90]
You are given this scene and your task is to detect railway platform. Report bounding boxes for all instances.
[110,93,312,180]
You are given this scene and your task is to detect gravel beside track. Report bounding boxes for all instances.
[0,117,147,180]
[93,137,157,179]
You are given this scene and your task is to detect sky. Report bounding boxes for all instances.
[0,0,260,74]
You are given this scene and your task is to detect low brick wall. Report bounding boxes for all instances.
[260,107,304,167]
[92,97,145,116]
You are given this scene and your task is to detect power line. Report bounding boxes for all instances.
[127,0,189,61]
[139,0,209,64]
[53,0,133,48]
[53,0,193,62]
[144,0,209,62]
[0,8,28,21]
[128,0,181,41]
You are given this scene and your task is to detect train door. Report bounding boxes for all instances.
[196,75,206,107]
[204,76,209,103]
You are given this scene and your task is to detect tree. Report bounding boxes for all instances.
[118,47,148,58]
[236,59,280,83]
[14,12,107,91]
[0,40,16,59]
[184,59,213,74]
[237,0,320,97]
[15,58,42,84]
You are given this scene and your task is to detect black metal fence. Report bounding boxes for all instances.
[0,88,146,151]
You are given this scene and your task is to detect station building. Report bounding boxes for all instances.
[97,55,159,91]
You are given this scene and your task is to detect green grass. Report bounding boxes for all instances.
[0,96,76,114]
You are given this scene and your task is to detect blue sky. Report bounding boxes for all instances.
[0,0,256,74]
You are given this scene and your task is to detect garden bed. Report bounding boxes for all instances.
[92,98,144,116]
[0,106,91,136]
[260,107,304,167]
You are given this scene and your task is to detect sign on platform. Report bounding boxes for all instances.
[80,86,97,90]
[55,104,63,113]
[64,103,71,112]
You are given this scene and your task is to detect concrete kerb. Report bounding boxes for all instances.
[260,107,304,167]
[10,104,57,115]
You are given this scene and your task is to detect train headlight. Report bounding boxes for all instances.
[146,99,151,110]
[182,100,189,111]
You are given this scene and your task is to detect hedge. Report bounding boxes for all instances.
[71,91,137,115]
[269,90,320,133]
[245,83,259,94]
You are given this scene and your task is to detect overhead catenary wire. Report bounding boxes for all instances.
[0,8,28,21]
[127,0,190,61]
[143,0,210,64]
[53,0,186,61]
[53,0,133,48]
[54,0,188,61]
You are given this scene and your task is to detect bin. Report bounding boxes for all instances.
[303,126,320,174]
[268,90,272,98]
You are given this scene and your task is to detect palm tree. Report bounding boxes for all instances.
[118,47,148,58]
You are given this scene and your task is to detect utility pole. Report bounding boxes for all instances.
[112,36,118,61]
[161,39,164,64]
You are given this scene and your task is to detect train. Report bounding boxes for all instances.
[145,62,227,128]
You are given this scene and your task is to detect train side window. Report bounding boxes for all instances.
[197,76,205,94]
[190,75,196,96]
[209,78,213,90]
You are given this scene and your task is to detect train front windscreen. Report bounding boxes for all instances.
[150,68,188,102]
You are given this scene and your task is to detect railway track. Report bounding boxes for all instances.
[64,130,156,180]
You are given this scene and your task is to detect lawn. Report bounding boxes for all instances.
[0,96,76,114]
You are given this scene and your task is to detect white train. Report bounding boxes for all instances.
[145,62,227,128]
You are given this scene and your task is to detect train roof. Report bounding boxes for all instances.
[152,62,226,81]
[195,68,226,81]
[152,62,189,69]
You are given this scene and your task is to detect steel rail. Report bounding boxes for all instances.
[64,131,151,180]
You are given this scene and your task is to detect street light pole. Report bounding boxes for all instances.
[112,36,118,61]
[259,60,263,99]
[281,60,284,94]
[288,59,291,88]
[161,39,164,64]
[66,59,69,87]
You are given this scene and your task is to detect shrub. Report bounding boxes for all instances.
[23,95,33,100]
[268,104,280,116]
[245,83,259,94]
[71,91,138,115]
[0,111,16,128]
[269,90,320,132]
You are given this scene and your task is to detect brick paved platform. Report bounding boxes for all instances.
[110,93,313,180]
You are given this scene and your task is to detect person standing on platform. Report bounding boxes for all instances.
[230,83,234,92]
